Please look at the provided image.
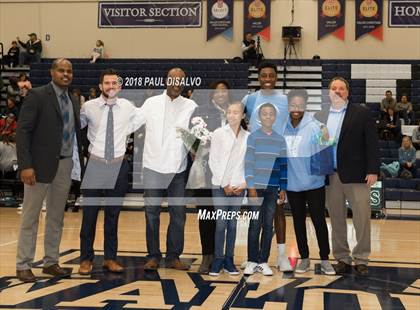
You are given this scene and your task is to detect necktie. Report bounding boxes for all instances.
[59,93,72,155]
[104,105,114,161]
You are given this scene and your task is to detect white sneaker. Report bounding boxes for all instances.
[256,263,273,276]
[321,260,336,275]
[295,258,310,273]
[240,261,248,270]
[243,262,258,275]
[278,256,293,272]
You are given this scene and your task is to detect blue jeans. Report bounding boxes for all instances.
[247,187,278,264]
[212,188,244,259]
[80,159,129,262]
[19,51,41,65]
[143,168,186,262]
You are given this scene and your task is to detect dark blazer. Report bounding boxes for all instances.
[16,83,83,183]
[315,102,380,184]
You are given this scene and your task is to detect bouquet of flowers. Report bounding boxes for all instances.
[177,117,212,154]
[176,117,212,189]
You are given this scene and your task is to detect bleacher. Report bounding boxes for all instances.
[379,140,420,204]
[2,58,420,210]
[29,59,250,93]
[25,58,420,119]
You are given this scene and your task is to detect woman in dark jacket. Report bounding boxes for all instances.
[189,80,231,274]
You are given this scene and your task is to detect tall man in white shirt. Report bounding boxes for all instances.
[78,69,140,275]
[141,68,197,271]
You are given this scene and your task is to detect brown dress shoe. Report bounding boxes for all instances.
[354,264,369,276]
[167,259,190,270]
[333,261,352,274]
[16,269,36,282]
[103,260,124,273]
[78,260,93,275]
[42,264,72,277]
[144,258,159,270]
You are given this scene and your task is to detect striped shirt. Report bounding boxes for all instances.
[245,128,288,190]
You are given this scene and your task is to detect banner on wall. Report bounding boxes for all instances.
[98,1,202,28]
[243,0,271,41]
[318,0,346,40]
[207,0,233,41]
[355,0,383,40]
[388,0,420,28]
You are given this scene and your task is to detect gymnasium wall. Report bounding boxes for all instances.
[0,0,419,60]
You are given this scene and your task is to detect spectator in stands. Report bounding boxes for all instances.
[0,113,17,143]
[6,97,19,119]
[72,88,85,106]
[17,33,42,66]
[380,90,397,118]
[0,113,17,173]
[189,80,231,274]
[382,108,401,141]
[88,87,98,100]
[315,77,380,276]
[15,58,83,282]
[7,77,22,104]
[396,94,415,125]
[242,32,257,64]
[4,41,20,67]
[90,40,104,63]
[242,61,293,272]
[412,122,420,150]
[17,73,32,98]
[399,136,417,178]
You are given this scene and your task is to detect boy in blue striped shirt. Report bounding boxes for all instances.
[244,103,288,276]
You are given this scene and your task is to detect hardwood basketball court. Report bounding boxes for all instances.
[0,208,419,309]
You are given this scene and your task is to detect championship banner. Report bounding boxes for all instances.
[243,0,271,41]
[389,0,420,28]
[356,0,383,40]
[98,1,202,28]
[318,0,345,40]
[207,0,233,41]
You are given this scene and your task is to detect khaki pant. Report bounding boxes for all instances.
[326,173,371,265]
[16,158,73,270]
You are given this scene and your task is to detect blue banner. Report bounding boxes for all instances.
[318,0,346,40]
[207,0,233,41]
[244,0,271,41]
[356,0,383,40]
[98,1,202,28]
[389,0,420,27]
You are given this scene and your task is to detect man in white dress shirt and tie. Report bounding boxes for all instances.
[78,69,142,275]
[140,68,197,270]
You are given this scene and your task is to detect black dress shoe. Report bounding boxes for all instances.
[42,264,72,277]
[17,269,36,282]
[354,264,369,276]
[333,261,352,274]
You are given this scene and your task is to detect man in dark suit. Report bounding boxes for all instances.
[315,77,379,276]
[16,58,83,282]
